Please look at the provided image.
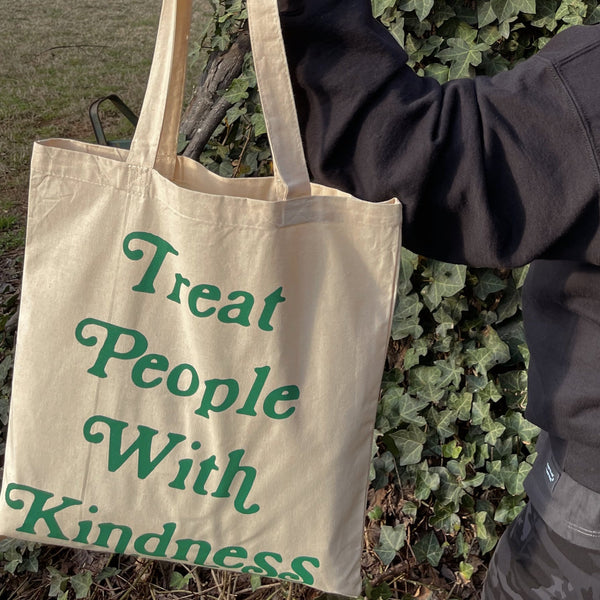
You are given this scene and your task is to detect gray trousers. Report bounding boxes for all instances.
[482,433,600,599]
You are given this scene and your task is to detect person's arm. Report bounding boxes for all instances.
[278,0,600,268]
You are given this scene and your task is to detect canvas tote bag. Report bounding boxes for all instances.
[0,0,402,594]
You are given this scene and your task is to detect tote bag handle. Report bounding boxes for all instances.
[127,0,311,201]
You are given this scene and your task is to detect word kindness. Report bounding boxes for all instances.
[5,483,320,585]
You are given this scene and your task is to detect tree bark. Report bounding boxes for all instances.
[181,28,250,161]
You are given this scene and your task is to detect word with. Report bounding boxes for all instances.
[123,231,286,331]
[75,318,300,421]
[5,483,320,585]
[84,414,259,514]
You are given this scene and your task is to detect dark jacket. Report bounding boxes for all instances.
[278,0,600,491]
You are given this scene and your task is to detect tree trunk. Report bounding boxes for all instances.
[181,28,250,161]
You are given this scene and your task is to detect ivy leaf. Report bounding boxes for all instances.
[212,34,231,52]
[478,1,498,27]
[475,511,498,554]
[556,0,587,25]
[428,4,452,27]
[498,370,528,409]
[372,0,397,18]
[442,439,463,459]
[459,561,475,582]
[250,575,262,591]
[442,38,484,79]
[225,104,246,125]
[402,501,418,519]
[48,567,69,598]
[502,411,541,442]
[454,21,479,43]
[531,0,560,28]
[430,501,462,533]
[455,532,470,560]
[427,407,457,440]
[397,248,419,295]
[0,355,13,385]
[473,270,507,300]
[392,293,423,340]
[434,296,469,338]
[495,278,521,322]
[494,436,514,458]
[96,567,120,583]
[413,532,444,567]
[502,454,532,495]
[4,558,22,575]
[587,5,600,24]
[512,265,530,288]
[415,464,441,500]
[466,373,488,393]
[471,399,492,426]
[390,426,427,466]
[478,23,503,46]
[448,392,473,421]
[371,450,396,488]
[478,380,503,403]
[491,0,536,22]
[250,112,266,136]
[378,386,428,429]
[434,467,465,508]
[447,457,467,479]
[424,62,450,84]
[397,0,416,10]
[390,18,406,45]
[170,571,193,591]
[222,76,250,103]
[482,53,511,76]
[403,337,429,370]
[409,366,446,403]
[415,0,435,21]
[70,572,94,599]
[421,261,467,310]
[463,472,486,489]
[483,420,506,446]
[433,308,455,338]
[484,460,505,489]
[434,358,464,388]
[414,35,444,62]
[375,525,407,566]
[464,327,511,375]
[494,494,526,524]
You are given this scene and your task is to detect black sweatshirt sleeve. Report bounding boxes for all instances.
[278,0,600,268]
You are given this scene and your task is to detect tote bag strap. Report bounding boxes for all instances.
[127,0,191,180]
[127,0,311,201]
[246,0,311,199]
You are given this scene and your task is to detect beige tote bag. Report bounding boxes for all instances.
[0,0,402,594]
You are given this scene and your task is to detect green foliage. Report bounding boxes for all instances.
[170,569,194,590]
[198,1,272,179]
[379,0,600,82]
[375,525,407,565]
[0,539,41,575]
[47,566,94,600]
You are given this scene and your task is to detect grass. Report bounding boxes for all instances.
[0,0,210,254]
